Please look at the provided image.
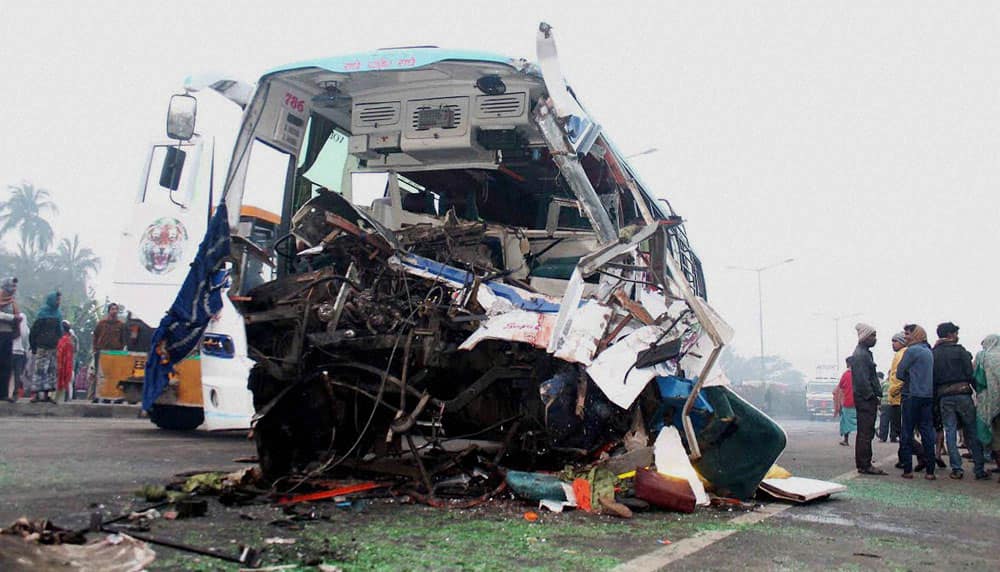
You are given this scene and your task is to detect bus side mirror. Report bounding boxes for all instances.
[166,93,197,141]
[159,146,186,191]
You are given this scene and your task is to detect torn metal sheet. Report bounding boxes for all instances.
[533,102,616,244]
[458,310,556,352]
[393,254,561,313]
[551,302,613,365]
[535,22,601,155]
[586,325,669,409]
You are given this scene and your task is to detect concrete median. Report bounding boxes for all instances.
[0,401,143,419]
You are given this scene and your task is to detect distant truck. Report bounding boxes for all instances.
[805,365,839,420]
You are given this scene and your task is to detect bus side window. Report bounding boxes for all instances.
[143,145,191,205]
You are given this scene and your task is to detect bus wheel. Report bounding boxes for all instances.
[149,405,205,431]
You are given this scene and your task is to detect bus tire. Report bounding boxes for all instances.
[149,405,204,431]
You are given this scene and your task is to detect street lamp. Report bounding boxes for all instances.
[726,258,796,384]
[812,312,862,367]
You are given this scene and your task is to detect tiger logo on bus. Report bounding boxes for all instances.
[140,217,188,275]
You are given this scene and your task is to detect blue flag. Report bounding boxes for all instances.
[143,204,231,411]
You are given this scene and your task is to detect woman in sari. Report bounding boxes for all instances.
[836,358,857,446]
[28,292,63,403]
[55,321,75,402]
[974,334,1000,479]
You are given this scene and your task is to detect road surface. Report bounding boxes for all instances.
[0,416,997,570]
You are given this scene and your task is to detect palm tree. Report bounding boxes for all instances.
[0,182,59,253]
[51,235,101,282]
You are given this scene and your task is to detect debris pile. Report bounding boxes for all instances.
[0,518,155,572]
[235,184,786,509]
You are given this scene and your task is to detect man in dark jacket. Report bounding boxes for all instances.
[851,322,886,474]
[897,324,936,478]
[88,302,125,401]
[932,322,988,479]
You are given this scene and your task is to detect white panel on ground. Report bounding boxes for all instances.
[653,426,710,506]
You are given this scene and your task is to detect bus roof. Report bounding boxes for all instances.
[264,48,519,77]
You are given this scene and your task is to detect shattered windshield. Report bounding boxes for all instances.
[293,112,602,232]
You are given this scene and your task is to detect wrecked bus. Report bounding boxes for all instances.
[161,24,785,499]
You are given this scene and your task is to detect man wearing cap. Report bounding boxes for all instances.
[878,338,906,443]
[932,322,988,480]
[876,371,891,442]
[884,333,907,451]
[851,323,886,474]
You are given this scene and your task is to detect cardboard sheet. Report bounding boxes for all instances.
[759,477,847,503]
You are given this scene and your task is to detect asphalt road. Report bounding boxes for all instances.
[0,417,254,528]
[1,416,997,570]
[667,419,1000,571]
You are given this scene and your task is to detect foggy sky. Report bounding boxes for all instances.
[2,1,998,376]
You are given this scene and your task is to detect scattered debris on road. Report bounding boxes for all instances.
[1,518,155,572]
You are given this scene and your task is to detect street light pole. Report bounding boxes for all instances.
[813,311,862,367]
[727,258,796,384]
[757,270,764,380]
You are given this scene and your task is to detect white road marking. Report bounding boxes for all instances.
[611,454,897,572]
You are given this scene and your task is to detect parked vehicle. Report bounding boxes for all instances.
[105,80,270,430]
[805,379,837,420]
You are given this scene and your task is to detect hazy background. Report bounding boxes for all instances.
[2,1,998,376]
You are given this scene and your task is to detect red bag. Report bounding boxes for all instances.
[634,468,696,513]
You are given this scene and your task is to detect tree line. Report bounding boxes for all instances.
[0,181,103,367]
[719,347,805,386]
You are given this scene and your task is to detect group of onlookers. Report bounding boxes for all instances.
[0,279,79,402]
[0,277,126,404]
[0,278,133,403]
[836,321,1000,482]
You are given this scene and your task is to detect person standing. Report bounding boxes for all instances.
[0,277,21,402]
[851,323,886,474]
[897,324,937,479]
[29,292,63,403]
[89,302,125,402]
[932,322,988,480]
[885,332,908,467]
[55,321,75,403]
[11,312,30,402]
[973,334,1000,479]
[877,371,896,442]
[884,333,907,446]
[836,358,857,446]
